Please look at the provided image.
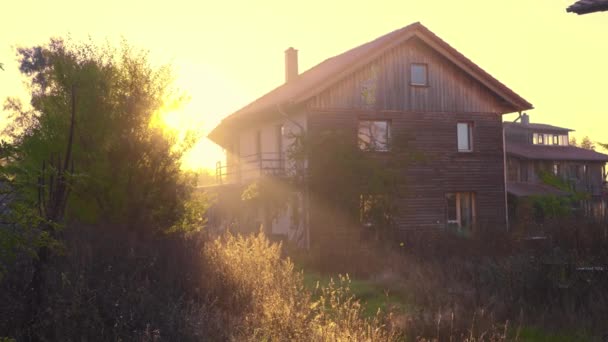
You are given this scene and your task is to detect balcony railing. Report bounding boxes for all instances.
[215,152,287,185]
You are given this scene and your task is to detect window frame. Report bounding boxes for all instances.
[277,125,284,170]
[410,63,429,87]
[457,122,474,152]
[358,119,391,152]
[445,192,476,230]
[538,133,544,145]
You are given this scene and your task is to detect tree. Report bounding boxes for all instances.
[287,129,413,242]
[569,136,578,147]
[580,136,595,150]
[3,38,197,232]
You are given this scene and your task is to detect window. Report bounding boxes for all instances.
[446,192,476,229]
[553,162,560,176]
[358,120,390,152]
[533,133,569,146]
[360,194,391,240]
[410,63,428,86]
[277,125,284,169]
[457,122,473,152]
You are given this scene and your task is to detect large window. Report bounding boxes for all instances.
[533,133,568,146]
[410,63,428,86]
[446,192,476,229]
[358,120,391,152]
[457,122,473,152]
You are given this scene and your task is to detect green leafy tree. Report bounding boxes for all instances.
[3,38,197,232]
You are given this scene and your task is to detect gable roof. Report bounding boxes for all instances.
[567,0,608,14]
[209,22,533,144]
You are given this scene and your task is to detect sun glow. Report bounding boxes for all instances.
[157,63,254,173]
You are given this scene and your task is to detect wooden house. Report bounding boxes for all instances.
[207,22,532,247]
[504,113,608,222]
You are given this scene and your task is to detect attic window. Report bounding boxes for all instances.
[410,63,428,86]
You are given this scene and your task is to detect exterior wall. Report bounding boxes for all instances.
[308,110,507,235]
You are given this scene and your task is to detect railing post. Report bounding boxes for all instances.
[216,161,222,185]
[259,152,262,177]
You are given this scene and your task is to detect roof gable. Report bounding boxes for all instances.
[210,22,533,143]
[306,37,515,113]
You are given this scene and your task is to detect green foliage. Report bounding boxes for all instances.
[532,170,589,219]
[3,38,196,232]
[288,129,412,238]
[166,190,214,234]
[537,170,571,192]
[528,195,573,219]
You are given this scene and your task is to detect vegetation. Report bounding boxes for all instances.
[3,38,196,231]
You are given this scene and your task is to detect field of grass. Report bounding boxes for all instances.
[302,270,409,317]
[300,267,593,342]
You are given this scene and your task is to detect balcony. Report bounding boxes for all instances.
[214,152,287,185]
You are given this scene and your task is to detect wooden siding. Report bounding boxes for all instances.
[306,38,512,114]
[307,110,507,236]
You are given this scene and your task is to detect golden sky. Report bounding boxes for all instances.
[1,0,607,171]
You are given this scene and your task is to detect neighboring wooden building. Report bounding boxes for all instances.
[207,22,532,247]
[505,113,608,222]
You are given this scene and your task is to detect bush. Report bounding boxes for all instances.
[204,231,399,341]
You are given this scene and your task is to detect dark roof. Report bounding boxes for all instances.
[503,121,573,133]
[507,182,570,197]
[567,0,608,14]
[507,142,608,162]
[209,22,533,145]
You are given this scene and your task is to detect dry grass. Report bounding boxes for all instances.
[0,226,399,341]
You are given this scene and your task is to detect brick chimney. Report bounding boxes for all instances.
[521,113,530,125]
[285,47,298,83]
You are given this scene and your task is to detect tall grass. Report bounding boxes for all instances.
[0,225,398,341]
[204,231,398,341]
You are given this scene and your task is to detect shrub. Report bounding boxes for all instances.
[204,231,399,341]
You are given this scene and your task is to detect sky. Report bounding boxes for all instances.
[1,0,607,171]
